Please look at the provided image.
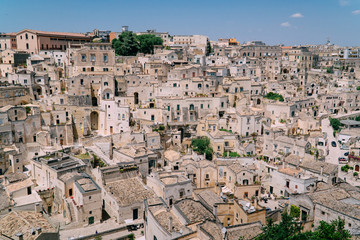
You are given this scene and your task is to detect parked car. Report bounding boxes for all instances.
[338,157,348,163]
[331,141,337,147]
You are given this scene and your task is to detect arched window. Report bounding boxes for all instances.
[25,33,28,39]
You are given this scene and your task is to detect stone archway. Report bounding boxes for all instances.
[90,111,99,130]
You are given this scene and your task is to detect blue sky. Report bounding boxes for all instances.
[1,0,360,46]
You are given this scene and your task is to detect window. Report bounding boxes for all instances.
[81,55,87,61]
[90,54,96,62]
[177,105,180,111]
[205,174,209,179]
[80,79,84,85]
[104,82,108,86]
[26,43,29,49]
[25,33,28,39]
[286,181,290,188]
[103,54,108,62]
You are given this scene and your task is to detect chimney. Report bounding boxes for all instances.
[35,203,41,213]
[320,165,324,176]
[15,233,23,240]
[169,216,173,233]
[254,198,258,209]
[213,205,218,217]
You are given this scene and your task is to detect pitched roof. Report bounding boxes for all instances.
[174,199,215,224]
[300,159,338,175]
[17,29,89,38]
[6,178,33,193]
[0,211,57,240]
[226,221,263,240]
[104,177,154,206]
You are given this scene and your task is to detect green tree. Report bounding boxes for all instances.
[191,137,213,160]
[112,31,139,56]
[329,118,341,131]
[205,148,213,160]
[289,205,300,220]
[112,32,163,56]
[255,212,305,240]
[264,92,284,102]
[137,34,163,54]
[128,233,135,240]
[326,67,333,74]
[311,218,351,240]
[256,213,351,240]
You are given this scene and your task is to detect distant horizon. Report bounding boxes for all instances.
[1,0,360,47]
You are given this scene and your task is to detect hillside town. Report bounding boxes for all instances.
[0,26,360,240]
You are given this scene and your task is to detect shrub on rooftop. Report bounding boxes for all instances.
[264,92,284,102]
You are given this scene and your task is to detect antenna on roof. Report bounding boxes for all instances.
[326,37,330,44]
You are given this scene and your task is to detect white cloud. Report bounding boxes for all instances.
[290,13,304,18]
[339,0,349,6]
[281,22,291,27]
[352,10,360,15]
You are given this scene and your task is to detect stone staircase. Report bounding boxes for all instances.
[65,198,77,224]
